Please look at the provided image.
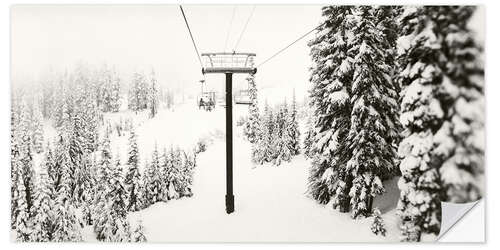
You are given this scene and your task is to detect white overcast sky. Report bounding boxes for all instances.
[11,5,323,98]
[11,5,484,100]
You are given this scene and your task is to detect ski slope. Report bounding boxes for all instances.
[127,102,402,242]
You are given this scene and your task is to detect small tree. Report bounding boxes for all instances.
[125,129,142,211]
[132,220,147,242]
[149,70,159,118]
[244,74,260,143]
[371,208,387,237]
[30,164,55,242]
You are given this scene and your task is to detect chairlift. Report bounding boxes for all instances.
[197,79,216,111]
[234,89,251,105]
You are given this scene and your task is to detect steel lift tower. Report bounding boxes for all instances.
[201,52,256,214]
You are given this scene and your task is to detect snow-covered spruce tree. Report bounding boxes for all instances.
[51,146,83,242]
[15,173,32,241]
[31,101,44,154]
[52,198,82,242]
[396,6,483,240]
[370,208,387,237]
[149,70,159,118]
[432,6,484,203]
[92,128,113,233]
[180,150,196,197]
[125,129,143,211]
[97,155,131,242]
[11,103,20,229]
[128,72,148,112]
[303,110,317,159]
[14,101,37,239]
[165,147,180,200]
[345,6,400,218]
[243,74,260,143]
[396,6,444,241]
[260,101,276,163]
[288,90,301,155]
[110,68,121,112]
[30,162,55,242]
[307,6,355,209]
[273,102,293,166]
[144,145,162,205]
[158,147,170,201]
[131,221,147,242]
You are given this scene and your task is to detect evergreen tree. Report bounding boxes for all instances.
[131,221,147,242]
[432,6,484,203]
[303,110,317,159]
[345,6,400,218]
[149,70,159,118]
[307,6,355,209]
[14,101,37,237]
[30,163,55,242]
[32,102,44,154]
[125,129,142,211]
[396,6,483,240]
[288,90,301,155]
[159,147,170,201]
[396,6,441,241]
[273,102,293,165]
[244,74,260,143]
[110,68,121,112]
[15,171,31,241]
[370,208,387,236]
[128,72,148,112]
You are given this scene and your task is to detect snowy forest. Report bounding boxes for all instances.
[10,5,484,243]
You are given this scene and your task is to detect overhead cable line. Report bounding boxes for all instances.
[223,6,237,52]
[256,21,326,68]
[233,5,256,51]
[179,5,203,69]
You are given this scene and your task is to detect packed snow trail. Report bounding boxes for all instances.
[129,124,402,242]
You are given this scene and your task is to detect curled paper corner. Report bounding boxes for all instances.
[437,199,482,240]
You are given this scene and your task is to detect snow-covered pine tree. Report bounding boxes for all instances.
[244,74,260,143]
[31,101,44,154]
[125,129,142,211]
[158,147,170,201]
[97,154,131,242]
[273,101,293,166]
[432,6,484,203]
[52,148,83,242]
[11,95,22,229]
[110,68,121,112]
[370,208,387,237]
[149,70,159,118]
[128,72,147,112]
[345,6,400,218]
[15,173,31,241]
[180,150,195,197]
[396,6,483,240]
[288,90,301,155]
[14,101,37,236]
[261,101,276,163]
[307,6,356,209]
[144,144,162,205]
[396,6,445,241]
[52,198,82,242]
[166,147,181,200]
[131,221,147,242]
[303,110,317,159]
[30,162,55,242]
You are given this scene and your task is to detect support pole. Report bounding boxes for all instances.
[225,73,235,214]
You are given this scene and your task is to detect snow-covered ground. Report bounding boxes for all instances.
[124,102,402,242]
[36,100,403,242]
